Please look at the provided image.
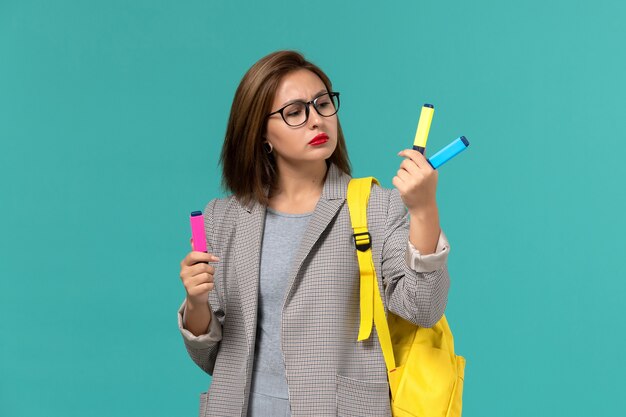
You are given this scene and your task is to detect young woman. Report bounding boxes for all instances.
[178,50,451,417]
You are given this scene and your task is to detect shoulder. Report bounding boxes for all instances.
[202,195,243,235]
[367,181,402,212]
[203,195,239,220]
[201,196,245,253]
[366,182,407,234]
[344,177,403,218]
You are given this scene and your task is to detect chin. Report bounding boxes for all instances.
[317,148,336,161]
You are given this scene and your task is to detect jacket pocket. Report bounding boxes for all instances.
[198,391,208,417]
[336,374,391,417]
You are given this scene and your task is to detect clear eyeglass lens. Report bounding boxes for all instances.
[314,94,338,117]
[283,102,307,126]
[282,93,338,126]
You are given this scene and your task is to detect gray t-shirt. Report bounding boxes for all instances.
[247,207,312,417]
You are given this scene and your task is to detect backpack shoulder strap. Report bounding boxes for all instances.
[347,177,396,371]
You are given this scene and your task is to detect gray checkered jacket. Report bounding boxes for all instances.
[178,163,451,416]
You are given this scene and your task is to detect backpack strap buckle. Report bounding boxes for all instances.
[353,231,372,252]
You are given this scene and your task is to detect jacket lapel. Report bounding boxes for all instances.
[285,164,350,303]
[234,200,266,350]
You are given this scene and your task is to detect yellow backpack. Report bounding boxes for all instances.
[347,177,466,417]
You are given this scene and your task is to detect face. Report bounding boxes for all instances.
[265,69,338,170]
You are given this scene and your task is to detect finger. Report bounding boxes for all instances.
[399,147,428,159]
[392,175,407,192]
[188,251,219,264]
[399,148,427,168]
[180,263,215,282]
[189,272,215,287]
[183,251,210,266]
[398,149,432,171]
[396,168,412,183]
[185,262,215,278]
[190,237,193,251]
[181,271,215,292]
[181,252,215,269]
[399,158,422,177]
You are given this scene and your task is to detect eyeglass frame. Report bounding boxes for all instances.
[266,91,340,127]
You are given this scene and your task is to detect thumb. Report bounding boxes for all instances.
[190,237,194,251]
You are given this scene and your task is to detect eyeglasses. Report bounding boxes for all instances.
[267,92,340,127]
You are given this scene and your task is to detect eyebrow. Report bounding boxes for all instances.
[279,89,328,107]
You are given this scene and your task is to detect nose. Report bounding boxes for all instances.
[306,103,322,129]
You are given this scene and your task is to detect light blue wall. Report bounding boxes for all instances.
[2,1,625,415]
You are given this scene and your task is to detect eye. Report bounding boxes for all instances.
[316,95,331,105]
[287,110,302,117]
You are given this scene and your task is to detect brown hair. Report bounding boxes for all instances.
[219,50,351,206]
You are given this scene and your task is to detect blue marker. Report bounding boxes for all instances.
[427,136,470,169]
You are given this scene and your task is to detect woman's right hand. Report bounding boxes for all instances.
[179,239,220,308]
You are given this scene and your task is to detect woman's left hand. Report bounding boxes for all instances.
[392,149,439,215]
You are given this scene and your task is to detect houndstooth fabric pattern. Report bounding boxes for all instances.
[178,163,451,417]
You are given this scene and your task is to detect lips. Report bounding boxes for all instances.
[308,133,329,146]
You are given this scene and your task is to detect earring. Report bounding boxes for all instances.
[263,141,273,154]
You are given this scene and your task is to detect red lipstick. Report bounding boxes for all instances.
[308,133,329,146]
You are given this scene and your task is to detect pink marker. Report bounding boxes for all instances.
[189,211,207,252]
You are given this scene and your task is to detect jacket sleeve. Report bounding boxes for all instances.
[177,198,226,375]
[380,188,451,328]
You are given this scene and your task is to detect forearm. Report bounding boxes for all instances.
[408,204,441,255]
[184,298,212,336]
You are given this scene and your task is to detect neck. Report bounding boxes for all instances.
[269,160,328,211]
